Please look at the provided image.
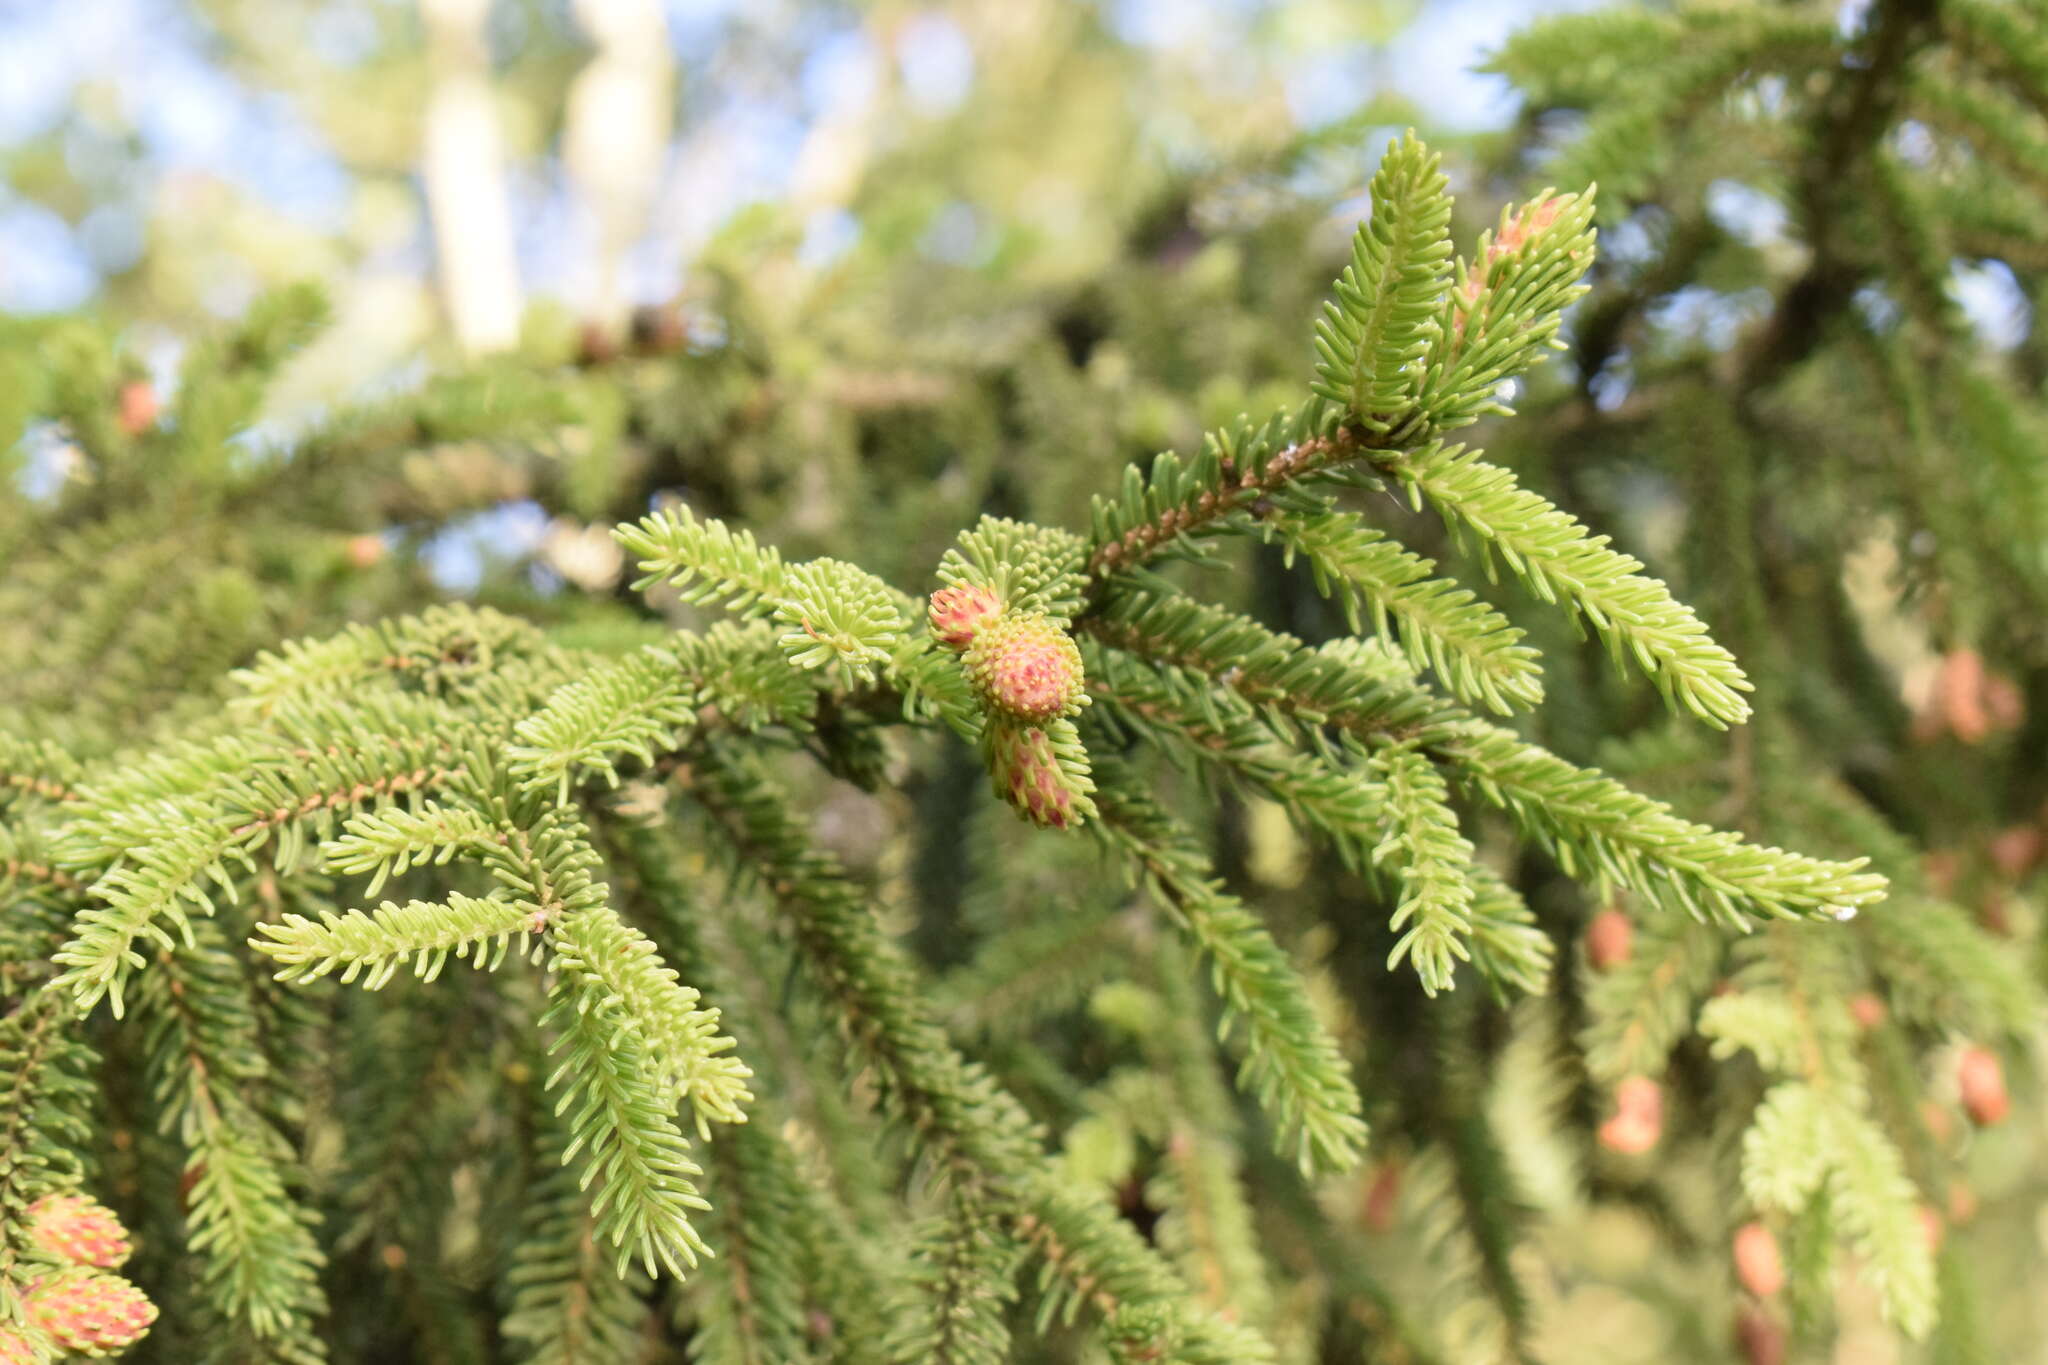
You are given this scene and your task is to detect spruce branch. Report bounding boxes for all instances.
[1309,132,1453,432]
[248,891,536,990]
[538,959,715,1280]
[616,507,908,685]
[1368,748,1479,997]
[1372,442,1753,726]
[1267,506,1544,713]
[545,906,753,1137]
[1091,775,1368,1175]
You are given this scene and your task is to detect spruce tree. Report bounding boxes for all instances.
[2,1,2045,1360]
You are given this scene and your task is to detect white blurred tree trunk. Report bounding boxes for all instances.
[419,0,522,354]
[564,0,673,333]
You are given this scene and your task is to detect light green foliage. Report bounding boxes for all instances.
[1311,132,1454,429]
[11,5,2048,1350]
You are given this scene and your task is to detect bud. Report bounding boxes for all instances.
[116,380,158,436]
[927,584,1002,651]
[986,721,1083,829]
[1848,993,1886,1031]
[26,1192,132,1269]
[1733,1306,1786,1365]
[1585,908,1633,971]
[967,613,1085,722]
[345,534,387,570]
[1918,1205,1944,1253]
[1957,1045,2009,1126]
[23,1273,157,1355]
[1598,1076,1662,1155]
[1732,1221,1784,1298]
[0,1331,33,1365]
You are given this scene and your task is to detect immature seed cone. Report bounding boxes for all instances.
[0,1331,34,1365]
[1848,993,1886,1031]
[1597,1076,1663,1155]
[23,1272,157,1355]
[966,613,1085,721]
[1732,1221,1784,1298]
[1957,1045,2009,1126]
[1585,908,1633,971]
[927,584,1002,650]
[26,1192,132,1268]
[986,721,1083,829]
[1918,1204,1945,1253]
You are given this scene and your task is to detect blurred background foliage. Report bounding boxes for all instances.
[7,0,2048,1361]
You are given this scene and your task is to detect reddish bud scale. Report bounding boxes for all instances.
[1732,1222,1784,1298]
[1585,909,1633,971]
[1957,1046,2009,1126]
[991,724,1079,829]
[24,1273,157,1355]
[927,584,1002,650]
[27,1193,132,1269]
[967,613,1084,722]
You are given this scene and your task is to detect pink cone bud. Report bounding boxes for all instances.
[1585,909,1633,971]
[1598,1076,1663,1155]
[116,380,158,436]
[24,1273,157,1355]
[0,1331,34,1365]
[927,585,1002,650]
[1848,993,1886,1031]
[967,613,1085,722]
[26,1193,132,1269]
[1732,1221,1784,1298]
[1958,1046,2009,1126]
[990,724,1079,829]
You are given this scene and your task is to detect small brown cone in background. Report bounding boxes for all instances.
[1585,908,1633,971]
[1957,1046,2009,1126]
[1732,1221,1784,1298]
[344,534,386,570]
[1848,993,1886,1031]
[1360,1161,1402,1234]
[1736,1309,1785,1365]
[1915,649,2024,744]
[1734,1306,1787,1365]
[1598,1076,1663,1155]
[117,380,158,436]
[575,321,619,367]
[1989,824,2043,881]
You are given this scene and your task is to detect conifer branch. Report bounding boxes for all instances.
[1090,777,1368,1175]
[539,960,714,1280]
[1309,132,1453,431]
[1372,443,1752,726]
[1266,507,1543,713]
[249,891,536,989]
[1368,748,1479,996]
[135,923,327,1356]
